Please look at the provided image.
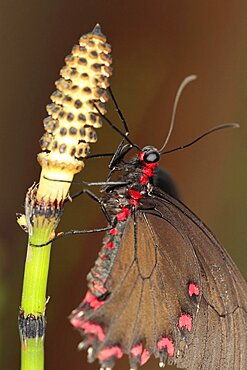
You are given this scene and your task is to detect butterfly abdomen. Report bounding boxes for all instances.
[86,156,157,296]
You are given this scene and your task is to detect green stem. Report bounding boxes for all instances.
[22,231,51,314]
[21,339,44,370]
[20,220,54,370]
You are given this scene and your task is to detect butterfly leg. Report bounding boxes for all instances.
[70,188,112,225]
[108,86,129,134]
[31,189,115,247]
[44,174,128,188]
[31,225,113,248]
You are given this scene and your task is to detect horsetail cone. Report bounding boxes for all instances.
[37,24,112,203]
[18,25,112,353]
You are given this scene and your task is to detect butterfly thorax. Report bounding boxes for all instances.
[103,149,159,217]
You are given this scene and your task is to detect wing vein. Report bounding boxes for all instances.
[143,213,192,306]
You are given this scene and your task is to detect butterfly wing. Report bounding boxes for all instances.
[71,188,247,369]
[143,188,247,369]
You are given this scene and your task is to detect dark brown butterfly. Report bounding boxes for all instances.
[70,76,247,370]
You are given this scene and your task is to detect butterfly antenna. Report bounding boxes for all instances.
[93,102,141,150]
[108,86,129,134]
[159,75,197,152]
[161,123,240,155]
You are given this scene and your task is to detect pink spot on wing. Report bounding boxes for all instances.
[84,290,105,310]
[140,349,150,365]
[84,290,95,302]
[157,337,175,357]
[105,241,114,249]
[116,207,131,221]
[188,282,200,297]
[82,321,105,341]
[98,346,123,360]
[178,313,192,331]
[100,255,107,260]
[130,343,143,357]
[70,311,84,328]
[110,228,118,235]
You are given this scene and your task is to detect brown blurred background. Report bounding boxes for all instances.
[0,1,246,369]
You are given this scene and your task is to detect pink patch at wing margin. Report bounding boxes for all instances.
[98,346,123,361]
[130,343,143,357]
[178,313,192,331]
[70,310,84,328]
[140,349,150,365]
[84,290,105,310]
[157,337,175,357]
[188,282,200,297]
[81,321,105,342]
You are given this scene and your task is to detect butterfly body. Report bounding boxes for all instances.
[70,145,247,370]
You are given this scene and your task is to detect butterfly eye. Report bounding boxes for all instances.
[143,150,160,163]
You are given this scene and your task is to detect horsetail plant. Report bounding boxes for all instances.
[17,24,112,370]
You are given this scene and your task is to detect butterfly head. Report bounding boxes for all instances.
[139,146,160,165]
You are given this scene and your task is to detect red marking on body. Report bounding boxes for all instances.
[140,349,150,365]
[70,311,84,328]
[145,162,158,169]
[140,174,149,184]
[84,290,105,310]
[100,255,107,260]
[116,207,131,221]
[128,189,142,200]
[130,198,139,206]
[105,241,114,249]
[139,161,158,184]
[142,166,154,177]
[128,189,142,207]
[188,283,200,297]
[81,321,105,341]
[178,313,192,331]
[139,151,145,161]
[130,343,143,357]
[94,272,101,278]
[98,346,123,360]
[110,228,118,235]
[157,337,175,357]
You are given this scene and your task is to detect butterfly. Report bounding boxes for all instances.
[69,76,247,370]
